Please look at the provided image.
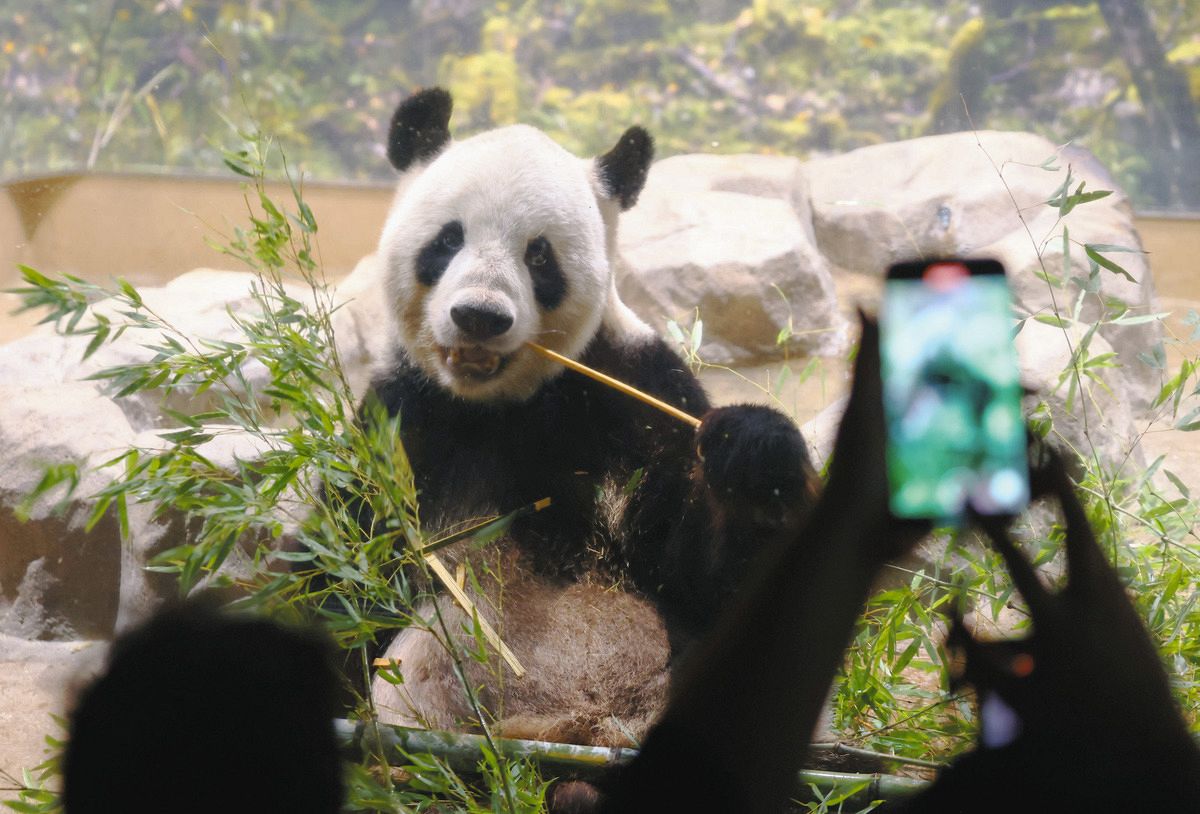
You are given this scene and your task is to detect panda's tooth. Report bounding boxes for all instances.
[444,345,504,378]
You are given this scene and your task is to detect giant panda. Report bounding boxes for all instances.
[360,87,817,746]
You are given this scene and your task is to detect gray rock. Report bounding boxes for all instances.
[0,265,364,641]
[0,635,106,779]
[619,153,848,365]
[0,384,131,640]
[328,251,397,399]
[0,269,380,432]
[806,130,1160,409]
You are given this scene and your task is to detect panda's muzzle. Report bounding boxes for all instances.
[441,302,515,380]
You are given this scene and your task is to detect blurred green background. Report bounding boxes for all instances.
[3,1,1199,209]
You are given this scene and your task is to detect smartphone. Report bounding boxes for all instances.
[880,259,1029,521]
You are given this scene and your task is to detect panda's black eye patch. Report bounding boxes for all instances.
[416,221,464,286]
[525,236,566,310]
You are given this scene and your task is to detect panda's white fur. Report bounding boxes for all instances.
[355,88,816,747]
[379,123,653,403]
[373,550,671,745]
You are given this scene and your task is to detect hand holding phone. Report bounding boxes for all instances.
[881,259,1029,521]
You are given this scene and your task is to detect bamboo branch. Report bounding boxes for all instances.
[526,342,702,429]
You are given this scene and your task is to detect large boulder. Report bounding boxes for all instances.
[0,635,106,778]
[0,269,380,641]
[0,384,131,640]
[805,130,1160,409]
[327,251,396,398]
[618,153,849,365]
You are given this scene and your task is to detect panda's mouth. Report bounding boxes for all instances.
[441,345,510,380]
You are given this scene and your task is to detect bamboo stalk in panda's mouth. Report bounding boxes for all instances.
[525,342,703,429]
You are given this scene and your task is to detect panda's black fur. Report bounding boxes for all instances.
[373,328,811,649]
[357,88,817,745]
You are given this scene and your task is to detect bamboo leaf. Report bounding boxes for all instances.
[772,363,792,396]
[1084,245,1137,282]
[893,638,923,674]
[1084,243,1144,254]
[665,320,686,347]
[1164,469,1191,498]
[1175,405,1200,431]
[1138,343,1167,370]
[81,318,111,360]
[1109,312,1167,326]
[1037,154,1061,171]
[1033,314,1069,328]
[1048,179,1111,217]
[115,492,129,540]
[116,277,143,307]
[223,157,254,177]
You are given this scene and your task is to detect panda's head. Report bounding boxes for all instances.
[377,88,654,402]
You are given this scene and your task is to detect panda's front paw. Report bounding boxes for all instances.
[696,405,815,522]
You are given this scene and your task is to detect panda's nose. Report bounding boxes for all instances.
[450,302,514,340]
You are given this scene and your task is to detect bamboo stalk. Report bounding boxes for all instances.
[336,720,930,800]
[526,341,702,429]
[423,552,526,678]
[810,741,946,770]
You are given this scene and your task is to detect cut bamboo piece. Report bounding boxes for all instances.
[526,341,702,429]
[420,497,552,555]
[423,552,527,678]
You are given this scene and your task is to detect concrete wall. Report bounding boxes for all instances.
[2,171,1198,343]
[1,172,392,341]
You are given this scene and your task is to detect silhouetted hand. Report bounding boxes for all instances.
[822,312,929,564]
[907,448,1200,811]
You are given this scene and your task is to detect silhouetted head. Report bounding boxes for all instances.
[63,601,343,814]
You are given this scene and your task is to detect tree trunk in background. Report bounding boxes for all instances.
[1095,0,1200,209]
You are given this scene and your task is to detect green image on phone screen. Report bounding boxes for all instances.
[882,267,1029,520]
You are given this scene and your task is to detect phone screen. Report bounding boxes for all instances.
[881,259,1029,520]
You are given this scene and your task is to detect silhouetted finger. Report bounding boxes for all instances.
[838,310,883,432]
[1025,433,1059,501]
[1049,460,1108,597]
[825,311,885,482]
[975,513,1055,620]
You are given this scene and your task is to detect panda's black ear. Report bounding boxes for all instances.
[387,88,453,172]
[596,126,654,210]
